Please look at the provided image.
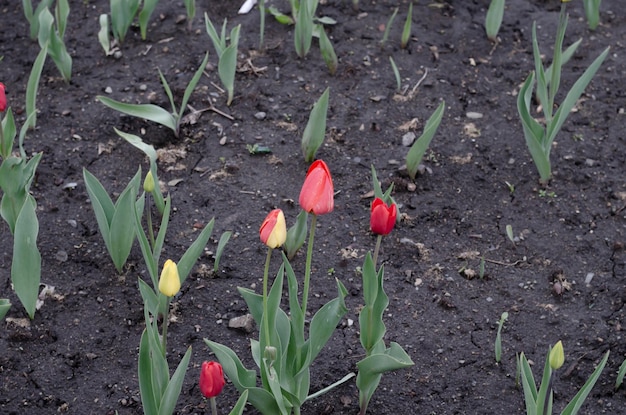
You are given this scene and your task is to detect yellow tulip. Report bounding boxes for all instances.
[143,170,155,193]
[159,259,180,297]
[549,340,564,370]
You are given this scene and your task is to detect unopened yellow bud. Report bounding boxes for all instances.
[144,170,155,193]
[549,341,564,370]
[158,259,180,297]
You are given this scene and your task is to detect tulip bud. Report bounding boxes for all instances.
[0,83,6,112]
[199,361,225,398]
[370,198,397,235]
[260,209,287,248]
[549,341,564,370]
[158,259,180,297]
[299,160,334,215]
[143,170,155,193]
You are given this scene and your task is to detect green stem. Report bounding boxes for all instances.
[146,193,155,248]
[210,396,218,415]
[161,296,171,357]
[372,234,382,268]
[301,214,317,318]
[262,247,273,347]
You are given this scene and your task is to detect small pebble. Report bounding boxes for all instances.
[402,132,416,147]
[466,112,483,119]
[254,112,266,120]
[104,86,113,94]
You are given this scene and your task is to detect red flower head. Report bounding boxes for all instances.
[0,83,6,112]
[199,361,225,398]
[299,160,334,215]
[370,198,397,235]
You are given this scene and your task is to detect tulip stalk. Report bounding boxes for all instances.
[262,247,273,349]
[301,213,317,316]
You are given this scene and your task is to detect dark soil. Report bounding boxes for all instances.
[1,0,626,414]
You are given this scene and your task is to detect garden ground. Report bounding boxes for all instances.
[1,0,626,414]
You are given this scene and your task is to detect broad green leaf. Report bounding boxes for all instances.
[406,101,445,180]
[158,347,192,415]
[204,14,226,56]
[55,0,70,38]
[517,72,551,182]
[1,109,16,159]
[294,0,313,58]
[180,52,210,118]
[114,129,158,164]
[11,196,41,319]
[134,195,158,287]
[228,389,249,415]
[318,27,337,75]
[546,46,609,146]
[561,350,609,415]
[138,329,159,415]
[219,44,238,106]
[177,218,215,284]
[97,96,178,133]
[300,278,347,374]
[138,278,159,317]
[616,358,626,390]
[301,87,330,162]
[108,169,141,272]
[83,168,115,239]
[284,210,308,260]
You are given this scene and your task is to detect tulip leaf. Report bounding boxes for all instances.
[301,87,330,162]
[177,218,215,284]
[560,350,609,415]
[229,389,249,415]
[97,95,178,134]
[11,196,41,319]
[219,43,238,106]
[26,45,47,130]
[299,278,347,375]
[214,230,232,272]
[108,168,141,272]
[138,0,158,40]
[285,210,308,260]
[180,52,210,117]
[0,299,11,321]
[485,0,505,42]
[318,27,337,75]
[294,0,313,58]
[406,100,445,181]
[158,347,192,415]
[138,329,159,415]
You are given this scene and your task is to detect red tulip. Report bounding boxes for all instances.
[199,361,225,398]
[299,160,334,215]
[370,198,397,235]
[0,83,6,112]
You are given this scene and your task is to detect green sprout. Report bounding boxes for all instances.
[380,8,398,48]
[205,15,241,106]
[583,0,601,30]
[494,311,508,363]
[406,101,445,180]
[301,87,330,162]
[517,2,609,184]
[485,0,505,42]
[401,2,413,49]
